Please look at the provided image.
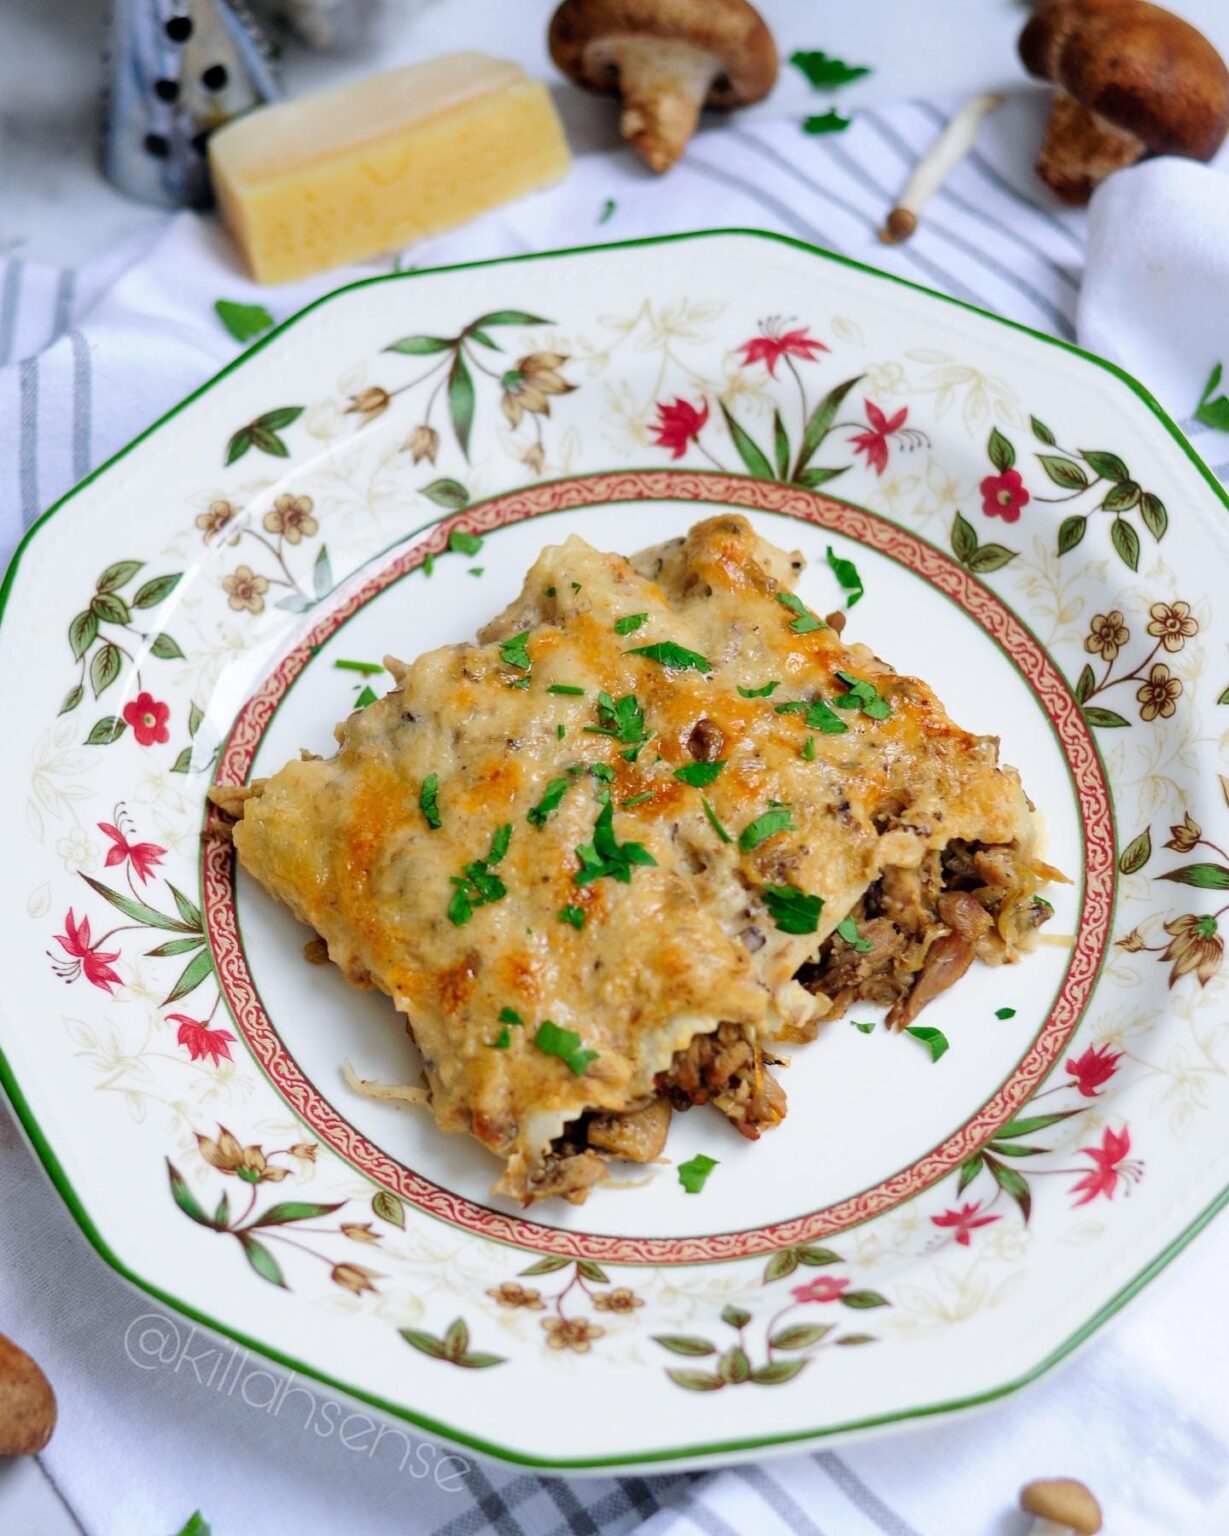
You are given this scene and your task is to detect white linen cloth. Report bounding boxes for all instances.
[2,93,1229,1536]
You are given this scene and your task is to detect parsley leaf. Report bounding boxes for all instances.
[614,612,649,635]
[215,299,273,343]
[534,1019,598,1075]
[789,49,871,89]
[776,591,824,633]
[826,544,864,607]
[171,1514,213,1536]
[586,690,645,745]
[851,1020,876,1034]
[354,685,378,709]
[556,723,566,740]
[1196,363,1229,432]
[832,670,891,720]
[622,791,655,807]
[674,760,726,787]
[528,777,569,828]
[488,823,511,864]
[739,807,793,852]
[423,554,435,577]
[419,772,442,829]
[448,529,483,556]
[702,796,732,843]
[486,1027,511,1049]
[334,658,383,676]
[995,1006,1017,1020]
[448,825,511,925]
[558,904,586,930]
[499,1007,524,1025]
[762,883,824,935]
[905,1025,950,1063]
[547,684,585,696]
[738,680,780,698]
[588,762,615,783]
[574,800,657,885]
[499,630,532,672]
[803,109,852,135]
[599,196,617,224]
[802,736,816,760]
[625,640,712,673]
[835,915,873,952]
[678,1153,718,1194]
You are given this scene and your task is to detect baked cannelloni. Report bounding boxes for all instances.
[216,515,1056,1204]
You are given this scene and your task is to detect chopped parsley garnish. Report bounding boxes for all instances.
[499,630,532,672]
[614,612,649,635]
[625,640,711,673]
[835,915,873,952]
[547,684,585,696]
[468,566,484,577]
[623,791,655,808]
[739,807,793,853]
[762,883,824,935]
[905,1025,949,1063]
[419,772,442,829]
[354,685,378,709]
[674,760,726,788]
[776,591,824,633]
[423,553,435,577]
[995,1006,1017,1020]
[775,697,846,733]
[556,723,566,740]
[534,1019,597,1076]
[832,670,891,720]
[558,904,586,930]
[826,545,864,607]
[448,529,483,556]
[334,658,383,676]
[507,676,531,690]
[499,1006,523,1025]
[586,690,645,745]
[701,796,732,844]
[545,586,557,597]
[486,1027,511,1050]
[527,776,569,828]
[621,742,647,762]
[1033,896,1054,914]
[588,762,615,783]
[447,825,512,926]
[572,581,582,594]
[802,736,816,760]
[851,1020,876,1034]
[738,680,780,698]
[574,800,657,886]
[678,1153,718,1194]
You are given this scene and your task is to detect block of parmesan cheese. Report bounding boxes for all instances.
[209,52,571,284]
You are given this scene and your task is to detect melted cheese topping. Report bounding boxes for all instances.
[231,516,1041,1196]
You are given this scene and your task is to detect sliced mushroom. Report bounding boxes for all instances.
[549,0,778,173]
[1019,1477,1103,1535]
[1019,0,1229,205]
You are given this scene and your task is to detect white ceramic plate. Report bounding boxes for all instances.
[4,231,1228,1472]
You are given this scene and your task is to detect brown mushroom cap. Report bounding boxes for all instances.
[550,0,778,110]
[0,1332,56,1456]
[1020,0,1229,160]
[1019,1477,1103,1534]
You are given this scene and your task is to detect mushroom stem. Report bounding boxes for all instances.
[879,91,1005,242]
[1036,88,1147,204]
[588,35,724,172]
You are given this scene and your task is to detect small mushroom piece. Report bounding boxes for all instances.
[1019,1477,1103,1535]
[0,1332,56,1456]
[1019,0,1229,205]
[879,93,1005,242]
[549,0,778,173]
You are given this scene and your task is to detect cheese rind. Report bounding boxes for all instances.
[209,52,571,284]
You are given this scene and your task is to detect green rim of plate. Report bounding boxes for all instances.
[1,227,1226,1471]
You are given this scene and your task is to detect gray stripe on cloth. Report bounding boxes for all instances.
[541,1477,603,1535]
[69,328,92,480]
[814,1452,924,1536]
[910,99,1086,257]
[684,154,848,253]
[0,258,23,365]
[434,1466,535,1536]
[820,131,1075,338]
[727,127,996,315]
[861,108,1079,297]
[51,267,76,346]
[736,1462,827,1535]
[1208,459,1229,480]
[19,356,39,527]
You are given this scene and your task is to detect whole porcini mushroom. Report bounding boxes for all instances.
[0,1332,56,1456]
[1019,0,1229,204]
[1019,1476,1103,1535]
[549,0,778,173]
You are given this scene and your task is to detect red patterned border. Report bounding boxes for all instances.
[205,471,1114,1264]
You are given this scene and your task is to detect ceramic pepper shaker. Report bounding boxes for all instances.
[102,0,280,209]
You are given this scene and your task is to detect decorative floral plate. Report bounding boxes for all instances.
[4,231,1228,1472]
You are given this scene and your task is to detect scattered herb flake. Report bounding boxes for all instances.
[556,723,566,740]
[738,680,781,698]
[776,591,824,633]
[674,760,727,787]
[586,690,646,745]
[488,823,511,865]
[620,742,647,762]
[486,1027,511,1049]
[699,796,732,844]
[803,109,852,135]
[623,791,655,808]
[789,49,872,89]
[826,544,865,607]
[334,658,383,676]
[678,1153,718,1194]
[589,763,615,783]
[574,800,658,886]
[547,683,585,696]
[353,685,378,709]
[468,566,484,577]
[905,1025,950,1063]
[534,1019,598,1076]
[419,772,442,830]
[1196,363,1229,432]
[851,1020,876,1034]
[835,915,874,952]
[215,299,273,343]
[499,630,532,672]
[558,904,586,930]
[614,612,649,635]
[571,581,582,593]
[599,196,617,224]
[499,1007,524,1026]
[739,807,793,853]
[802,736,816,760]
[448,529,483,556]
[545,586,557,597]
[995,1006,1017,1020]
[762,883,824,935]
[507,676,531,690]
[832,670,891,720]
[626,640,712,673]
[527,776,569,828]
[423,553,434,577]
